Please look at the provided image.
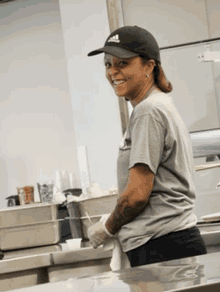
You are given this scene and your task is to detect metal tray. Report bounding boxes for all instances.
[0,203,60,228]
[65,194,117,240]
[65,214,105,240]
[4,244,62,260]
[71,194,117,217]
[0,219,63,251]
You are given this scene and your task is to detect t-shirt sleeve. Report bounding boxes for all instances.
[129,113,165,175]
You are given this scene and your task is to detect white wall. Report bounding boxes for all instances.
[122,0,220,132]
[0,0,81,207]
[59,0,122,191]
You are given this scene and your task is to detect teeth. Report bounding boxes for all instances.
[113,80,125,85]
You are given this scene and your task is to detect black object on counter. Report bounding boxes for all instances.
[65,201,83,239]
[58,191,83,241]
[5,195,20,207]
[63,188,82,198]
[58,204,72,242]
[0,250,4,260]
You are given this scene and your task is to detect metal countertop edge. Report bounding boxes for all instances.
[0,246,112,275]
[50,246,112,265]
[0,253,51,275]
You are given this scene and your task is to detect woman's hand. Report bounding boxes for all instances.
[88,163,154,248]
[88,220,114,249]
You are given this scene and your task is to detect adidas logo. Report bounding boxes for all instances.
[107,34,120,43]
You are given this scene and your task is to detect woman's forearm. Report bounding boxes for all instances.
[105,191,149,235]
[105,164,154,235]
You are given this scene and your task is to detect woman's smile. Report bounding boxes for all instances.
[104,53,154,106]
[113,79,127,91]
[113,80,126,86]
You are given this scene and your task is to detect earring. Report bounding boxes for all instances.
[147,74,149,78]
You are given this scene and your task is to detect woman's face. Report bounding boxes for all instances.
[104,53,153,104]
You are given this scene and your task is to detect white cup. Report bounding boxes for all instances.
[66,238,82,249]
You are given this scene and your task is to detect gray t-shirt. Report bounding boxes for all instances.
[117,90,197,253]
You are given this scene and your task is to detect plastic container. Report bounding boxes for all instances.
[17,187,26,205]
[23,186,34,204]
[66,238,82,249]
[37,182,54,203]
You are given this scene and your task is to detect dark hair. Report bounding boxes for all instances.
[140,57,173,93]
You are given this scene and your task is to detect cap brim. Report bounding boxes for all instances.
[88,46,139,58]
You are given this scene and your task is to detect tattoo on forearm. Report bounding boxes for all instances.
[105,195,147,235]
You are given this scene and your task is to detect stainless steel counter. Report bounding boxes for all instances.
[0,243,112,291]
[1,224,220,291]
[0,243,111,274]
[0,245,57,291]
[9,251,220,292]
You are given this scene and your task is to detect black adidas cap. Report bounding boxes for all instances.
[88,25,161,62]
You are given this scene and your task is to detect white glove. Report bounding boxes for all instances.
[88,219,114,249]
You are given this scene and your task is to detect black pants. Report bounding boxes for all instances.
[126,226,207,267]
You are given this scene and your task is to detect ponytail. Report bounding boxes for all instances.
[141,57,173,93]
[155,62,173,93]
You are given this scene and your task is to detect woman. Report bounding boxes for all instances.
[87,26,207,267]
